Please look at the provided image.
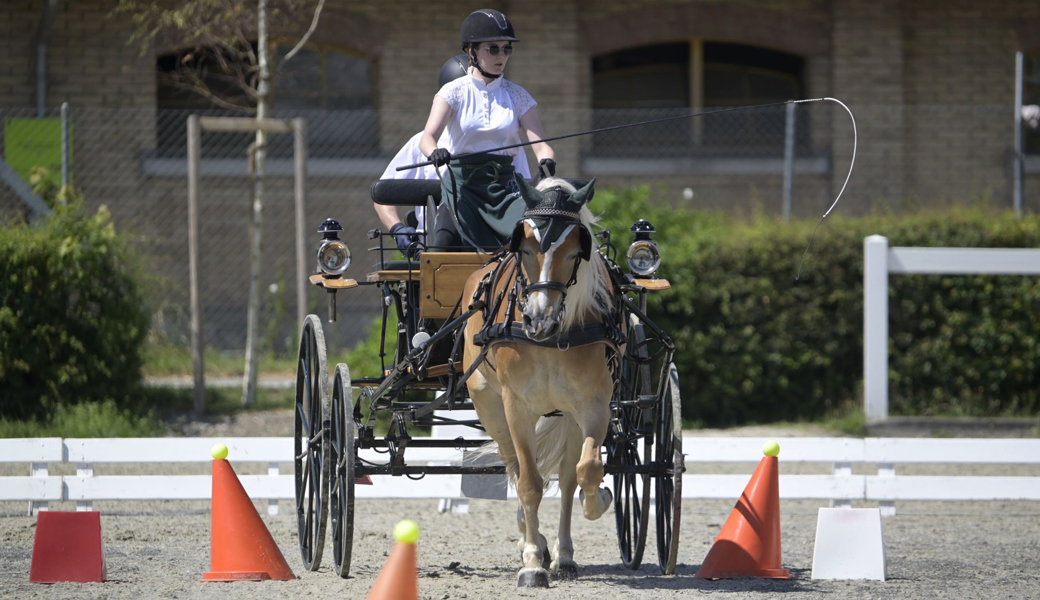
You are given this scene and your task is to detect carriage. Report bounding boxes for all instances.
[292,175,684,581]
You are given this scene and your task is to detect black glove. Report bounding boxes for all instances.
[389,223,419,256]
[429,148,452,168]
[537,158,556,178]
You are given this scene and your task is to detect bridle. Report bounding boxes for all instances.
[509,204,592,315]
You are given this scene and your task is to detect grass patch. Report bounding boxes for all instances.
[143,344,303,378]
[820,410,867,437]
[139,385,296,417]
[0,400,164,438]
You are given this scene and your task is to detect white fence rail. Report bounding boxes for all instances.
[4,436,1040,517]
[863,235,1040,421]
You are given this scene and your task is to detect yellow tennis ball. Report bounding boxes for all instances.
[393,519,420,545]
[211,443,229,460]
[763,440,780,457]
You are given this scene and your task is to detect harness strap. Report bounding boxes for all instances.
[473,321,623,351]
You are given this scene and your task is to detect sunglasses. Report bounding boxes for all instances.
[482,44,514,56]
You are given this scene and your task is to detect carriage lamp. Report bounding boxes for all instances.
[626,219,661,277]
[316,218,351,276]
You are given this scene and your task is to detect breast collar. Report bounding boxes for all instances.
[470,251,624,353]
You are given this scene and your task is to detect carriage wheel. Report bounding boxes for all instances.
[294,314,330,571]
[609,321,652,569]
[654,362,683,575]
[329,363,357,578]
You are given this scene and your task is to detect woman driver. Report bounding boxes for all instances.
[420,8,556,251]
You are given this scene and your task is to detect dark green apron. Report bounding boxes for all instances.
[441,153,524,251]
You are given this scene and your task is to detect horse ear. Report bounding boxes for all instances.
[513,173,544,209]
[564,178,597,211]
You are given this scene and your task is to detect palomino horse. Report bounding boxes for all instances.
[462,175,618,587]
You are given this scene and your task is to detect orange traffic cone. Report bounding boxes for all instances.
[202,443,296,581]
[366,520,420,600]
[695,441,789,579]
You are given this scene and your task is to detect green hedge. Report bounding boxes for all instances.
[593,188,1040,426]
[0,201,150,421]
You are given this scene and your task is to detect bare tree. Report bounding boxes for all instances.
[116,0,326,407]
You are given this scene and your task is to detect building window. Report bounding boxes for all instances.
[156,46,259,111]
[591,41,807,158]
[1025,53,1040,155]
[274,46,375,110]
[154,44,379,159]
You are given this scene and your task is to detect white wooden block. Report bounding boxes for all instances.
[0,477,63,501]
[811,508,886,580]
[0,438,64,462]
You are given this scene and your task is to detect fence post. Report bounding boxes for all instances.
[187,115,206,414]
[60,102,69,191]
[293,118,307,333]
[1013,51,1023,218]
[782,102,796,221]
[864,235,889,421]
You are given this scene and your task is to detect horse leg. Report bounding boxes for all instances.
[506,400,550,588]
[551,417,582,579]
[575,401,613,521]
[515,504,550,568]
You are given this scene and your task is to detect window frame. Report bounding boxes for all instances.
[586,39,822,177]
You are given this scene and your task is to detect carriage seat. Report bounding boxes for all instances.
[367,177,590,275]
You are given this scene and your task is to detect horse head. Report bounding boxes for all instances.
[509,174,597,342]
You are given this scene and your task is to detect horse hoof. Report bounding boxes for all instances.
[517,568,550,588]
[552,560,579,580]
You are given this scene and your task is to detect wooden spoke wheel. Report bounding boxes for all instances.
[608,320,653,569]
[329,363,357,578]
[653,362,683,575]
[294,314,330,571]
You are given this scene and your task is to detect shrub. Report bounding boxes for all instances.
[593,186,1040,426]
[0,199,150,421]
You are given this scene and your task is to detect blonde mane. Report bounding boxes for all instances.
[534,177,612,328]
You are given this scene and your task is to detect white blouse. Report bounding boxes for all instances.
[436,71,535,178]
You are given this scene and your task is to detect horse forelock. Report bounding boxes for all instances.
[534,178,610,329]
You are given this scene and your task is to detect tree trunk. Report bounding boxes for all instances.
[242,0,269,406]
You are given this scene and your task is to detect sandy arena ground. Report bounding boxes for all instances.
[2,410,1038,599]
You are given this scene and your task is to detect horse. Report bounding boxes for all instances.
[461,175,618,587]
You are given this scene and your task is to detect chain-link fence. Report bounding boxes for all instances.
[1,104,1036,360]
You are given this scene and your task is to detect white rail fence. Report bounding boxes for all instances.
[4,436,1040,517]
[863,235,1040,421]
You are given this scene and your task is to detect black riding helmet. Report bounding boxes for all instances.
[438,54,469,89]
[460,10,518,81]
[459,9,518,47]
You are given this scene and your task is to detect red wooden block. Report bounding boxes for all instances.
[30,511,107,583]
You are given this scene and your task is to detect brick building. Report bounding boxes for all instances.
[2,0,1039,347]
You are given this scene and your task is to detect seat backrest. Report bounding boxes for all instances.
[371,179,442,206]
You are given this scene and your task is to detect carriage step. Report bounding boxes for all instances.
[617,395,658,409]
[636,394,658,408]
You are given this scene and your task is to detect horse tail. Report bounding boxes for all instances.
[464,414,573,491]
[533,415,571,488]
